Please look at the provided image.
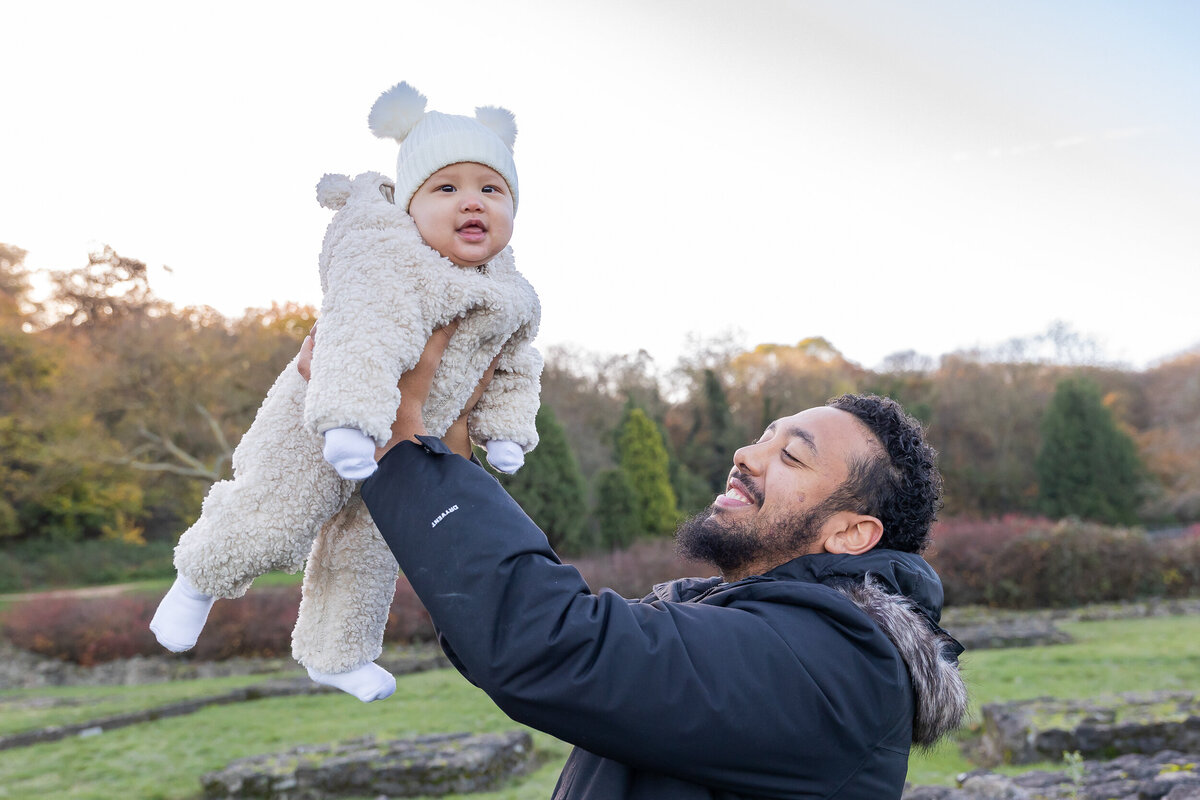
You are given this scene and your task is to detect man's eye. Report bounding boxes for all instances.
[782,450,801,464]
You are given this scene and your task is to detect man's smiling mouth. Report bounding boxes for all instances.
[716,474,761,509]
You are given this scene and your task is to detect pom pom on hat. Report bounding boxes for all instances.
[368,82,428,143]
[474,106,517,151]
[371,82,520,213]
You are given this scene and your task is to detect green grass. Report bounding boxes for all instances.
[2,615,1198,798]
[0,672,299,736]
[905,614,1200,785]
[0,669,568,800]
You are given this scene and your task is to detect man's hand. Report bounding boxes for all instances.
[296,320,498,461]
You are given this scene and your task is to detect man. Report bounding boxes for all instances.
[301,328,967,799]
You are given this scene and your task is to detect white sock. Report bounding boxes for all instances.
[307,662,396,702]
[485,439,524,473]
[323,427,378,480]
[149,576,216,652]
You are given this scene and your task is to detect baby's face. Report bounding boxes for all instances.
[408,163,515,268]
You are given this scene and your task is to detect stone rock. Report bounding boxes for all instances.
[976,692,1200,766]
[951,620,1073,651]
[905,750,1200,799]
[201,731,538,799]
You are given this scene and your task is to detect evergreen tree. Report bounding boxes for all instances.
[497,406,591,553]
[594,468,639,549]
[683,368,744,494]
[615,407,679,535]
[1036,377,1145,524]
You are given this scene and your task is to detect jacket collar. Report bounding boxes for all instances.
[764,549,946,624]
[652,548,968,746]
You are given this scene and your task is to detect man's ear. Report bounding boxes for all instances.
[822,514,883,555]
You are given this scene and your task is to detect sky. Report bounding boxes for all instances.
[3,0,1198,371]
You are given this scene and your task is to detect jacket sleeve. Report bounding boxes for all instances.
[303,234,427,446]
[360,438,912,796]
[466,321,542,451]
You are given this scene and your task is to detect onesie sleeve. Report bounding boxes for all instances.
[303,230,428,446]
[467,319,542,451]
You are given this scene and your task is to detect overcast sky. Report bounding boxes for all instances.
[3,0,1197,370]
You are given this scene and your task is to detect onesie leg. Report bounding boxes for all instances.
[154,361,353,650]
[149,575,216,652]
[292,493,399,700]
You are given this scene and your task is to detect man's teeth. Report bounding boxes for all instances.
[725,487,751,504]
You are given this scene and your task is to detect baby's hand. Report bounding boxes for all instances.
[485,440,524,474]
[323,427,378,480]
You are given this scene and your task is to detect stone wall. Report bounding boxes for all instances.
[201,731,538,799]
[976,691,1200,766]
[904,750,1200,799]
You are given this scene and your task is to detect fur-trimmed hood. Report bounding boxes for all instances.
[835,574,968,746]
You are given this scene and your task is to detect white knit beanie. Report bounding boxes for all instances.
[368,82,519,213]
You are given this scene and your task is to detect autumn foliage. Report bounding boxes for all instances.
[2,242,1200,589]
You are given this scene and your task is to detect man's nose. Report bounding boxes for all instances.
[732,442,761,475]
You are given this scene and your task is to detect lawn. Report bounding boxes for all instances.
[1,614,1198,798]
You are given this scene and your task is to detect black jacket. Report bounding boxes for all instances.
[362,437,967,799]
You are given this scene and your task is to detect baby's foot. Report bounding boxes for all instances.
[307,662,396,702]
[149,576,216,652]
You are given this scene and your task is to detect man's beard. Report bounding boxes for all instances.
[675,501,830,578]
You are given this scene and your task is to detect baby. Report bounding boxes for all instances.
[149,82,542,701]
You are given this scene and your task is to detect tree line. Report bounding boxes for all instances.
[2,243,1197,555]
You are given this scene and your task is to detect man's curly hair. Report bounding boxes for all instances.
[824,393,943,553]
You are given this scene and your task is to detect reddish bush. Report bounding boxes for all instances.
[568,538,710,599]
[928,515,1200,609]
[383,576,436,643]
[2,594,162,666]
[925,515,1053,606]
[190,586,301,661]
[1,581,439,666]
[1162,534,1200,598]
[16,526,1192,665]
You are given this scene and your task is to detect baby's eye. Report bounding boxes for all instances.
[437,184,456,193]
[482,185,501,194]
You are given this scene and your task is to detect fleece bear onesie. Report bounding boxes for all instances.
[170,169,542,677]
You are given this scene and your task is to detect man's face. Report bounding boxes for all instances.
[408,162,515,269]
[676,407,877,580]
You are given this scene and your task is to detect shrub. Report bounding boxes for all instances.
[1162,532,1200,598]
[383,575,436,642]
[2,594,162,666]
[1,580,437,666]
[0,541,716,666]
[927,516,1200,609]
[925,515,1052,606]
[190,587,301,661]
[567,538,710,599]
